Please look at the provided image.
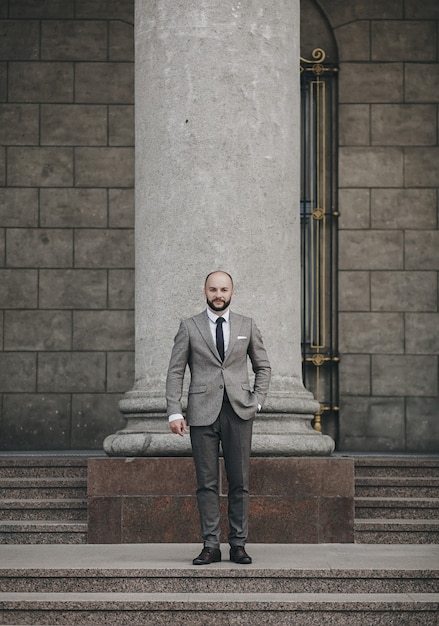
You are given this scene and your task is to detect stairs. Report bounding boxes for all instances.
[0,455,438,623]
[0,457,88,545]
[1,455,438,546]
[0,543,437,625]
[354,457,439,544]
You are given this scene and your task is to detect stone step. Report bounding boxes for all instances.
[0,458,88,479]
[1,543,437,592]
[0,459,88,545]
[355,476,439,498]
[355,519,439,544]
[0,478,87,500]
[2,567,437,594]
[0,521,87,545]
[354,457,439,478]
[0,592,438,626]
[0,499,87,521]
[355,497,439,519]
[1,544,436,624]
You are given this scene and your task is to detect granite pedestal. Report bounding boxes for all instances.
[87,457,354,544]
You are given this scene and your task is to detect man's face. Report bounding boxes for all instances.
[205,272,234,313]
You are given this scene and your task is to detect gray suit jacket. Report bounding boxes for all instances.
[166,311,271,426]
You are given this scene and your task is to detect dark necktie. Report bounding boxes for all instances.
[215,317,225,361]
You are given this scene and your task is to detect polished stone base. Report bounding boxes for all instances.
[88,457,354,544]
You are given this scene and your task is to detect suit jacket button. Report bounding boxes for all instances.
[219,385,223,389]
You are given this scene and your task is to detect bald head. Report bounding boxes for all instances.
[204,271,234,313]
[204,270,234,288]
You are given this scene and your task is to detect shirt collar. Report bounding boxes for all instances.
[207,308,230,324]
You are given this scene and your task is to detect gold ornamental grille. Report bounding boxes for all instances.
[300,49,339,442]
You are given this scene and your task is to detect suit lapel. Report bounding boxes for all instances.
[193,311,245,363]
[193,311,220,360]
[224,312,243,363]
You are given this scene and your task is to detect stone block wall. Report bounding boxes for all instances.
[320,0,439,451]
[0,0,134,450]
[1,0,438,454]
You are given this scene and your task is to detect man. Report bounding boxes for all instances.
[166,270,271,565]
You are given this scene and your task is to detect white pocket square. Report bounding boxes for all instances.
[237,336,247,339]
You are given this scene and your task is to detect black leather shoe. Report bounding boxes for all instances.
[230,546,252,564]
[192,547,221,565]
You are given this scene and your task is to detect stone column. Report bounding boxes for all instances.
[104,0,334,457]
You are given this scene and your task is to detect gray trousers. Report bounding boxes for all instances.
[190,401,253,548]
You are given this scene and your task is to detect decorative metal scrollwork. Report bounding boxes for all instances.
[300,47,339,442]
[312,208,325,220]
[300,48,337,75]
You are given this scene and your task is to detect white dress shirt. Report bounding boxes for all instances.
[207,308,230,353]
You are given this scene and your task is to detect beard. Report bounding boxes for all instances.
[206,296,232,312]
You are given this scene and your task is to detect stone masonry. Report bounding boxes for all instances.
[0,0,438,453]
[0,0,134,450]
[319,0,439,451]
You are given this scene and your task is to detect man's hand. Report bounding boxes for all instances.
[169,418,188,437]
